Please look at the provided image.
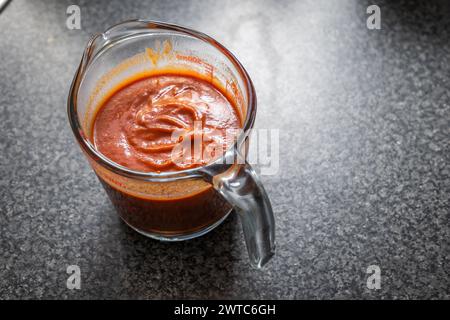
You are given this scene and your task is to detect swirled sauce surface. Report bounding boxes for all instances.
[93,74,241,172]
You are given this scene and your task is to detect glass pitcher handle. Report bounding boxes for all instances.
[211,162,275,268]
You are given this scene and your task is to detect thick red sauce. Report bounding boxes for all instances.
[91,73,242,236]
[93,74,241,172]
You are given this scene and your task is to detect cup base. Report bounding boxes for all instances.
[120,209,232,241]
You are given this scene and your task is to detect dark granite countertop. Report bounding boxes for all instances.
[0,0,449,299]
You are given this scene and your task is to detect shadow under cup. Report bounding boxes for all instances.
[69,20,275,267]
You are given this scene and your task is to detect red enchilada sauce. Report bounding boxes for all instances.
[92,73,242,236]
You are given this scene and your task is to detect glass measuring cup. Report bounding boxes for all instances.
[67,20,275,268]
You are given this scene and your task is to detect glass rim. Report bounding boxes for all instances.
[67,19,257,181]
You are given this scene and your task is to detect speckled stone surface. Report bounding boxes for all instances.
[0,0,449,299]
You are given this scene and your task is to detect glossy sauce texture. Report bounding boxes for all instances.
[93,74,241,172]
